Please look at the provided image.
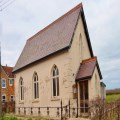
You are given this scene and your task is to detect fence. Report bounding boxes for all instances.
[16,99,120,120]
[16,100,67,119]
[16,100,91,119]
[16,106,65,119]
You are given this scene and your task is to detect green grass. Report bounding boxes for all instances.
[0,117,49,120]
[0,117,18,120]
[106,93,120,103]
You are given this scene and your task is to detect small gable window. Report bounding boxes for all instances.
[19,77,24,101]
[1,78,6,88]
[52,65,59,97]
[33,72,39,99]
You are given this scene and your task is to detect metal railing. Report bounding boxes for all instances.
[16,100,91,119]
[16,100,120,120]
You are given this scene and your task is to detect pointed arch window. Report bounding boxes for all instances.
[52,65,59,97]
[33,72,39,99]
[79,33,82,60]
[19,77,24,101]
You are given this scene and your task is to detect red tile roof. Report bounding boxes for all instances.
[2,66,14,78]
[76,57,102,81]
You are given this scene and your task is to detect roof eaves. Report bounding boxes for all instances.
[80,6,94,57]
[69,4,82,47]
[96,60,103,79]
[91,59,97,80]
[13,46,69,73]
[76,76,91,82]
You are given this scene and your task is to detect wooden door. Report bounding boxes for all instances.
[80,81,89,113]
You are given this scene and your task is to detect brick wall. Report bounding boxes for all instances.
[1,67,15,102]
[2,102,15,113]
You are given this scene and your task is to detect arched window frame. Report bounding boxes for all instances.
[1,78,6,88]
[33,72,39,99]
[51,65,59,97]
[19,77,24,101]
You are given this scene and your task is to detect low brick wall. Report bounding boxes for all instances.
[2,101,15,113]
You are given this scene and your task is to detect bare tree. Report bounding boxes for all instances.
[89,98,120,120]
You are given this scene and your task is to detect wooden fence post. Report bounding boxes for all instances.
[24,107,26,115]
[69,100,70,118]
[38,107,40,115]
[61,100,62,120]
[77,98,78,118]
[31,107,33,115]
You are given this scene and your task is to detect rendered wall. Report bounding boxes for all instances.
[89,66,101,100]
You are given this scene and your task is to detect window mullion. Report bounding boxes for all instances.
[55,77,57,96]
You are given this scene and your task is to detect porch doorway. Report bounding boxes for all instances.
[79,80,89,113]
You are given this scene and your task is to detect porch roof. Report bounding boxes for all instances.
[76,57,102,81]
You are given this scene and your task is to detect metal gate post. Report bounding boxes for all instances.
[61,100,63,120]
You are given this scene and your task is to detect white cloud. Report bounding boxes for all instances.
[110,80,120,84]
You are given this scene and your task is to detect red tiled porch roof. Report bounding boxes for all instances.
[76,57,102,81]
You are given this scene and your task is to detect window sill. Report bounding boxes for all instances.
[2,87,6,89]
[19,101,24,104]
[32,99,39,103]
[51,97,60,101]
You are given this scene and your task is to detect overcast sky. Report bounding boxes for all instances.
[0,0,120,89]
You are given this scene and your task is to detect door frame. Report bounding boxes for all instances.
[79,80,89,114]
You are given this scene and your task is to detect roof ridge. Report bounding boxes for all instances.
[82,57,97,64]
[27,3,82,42]
[2,66,13,68]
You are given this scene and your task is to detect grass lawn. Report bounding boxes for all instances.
[0,116,49,120]
[106,93,120,103]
